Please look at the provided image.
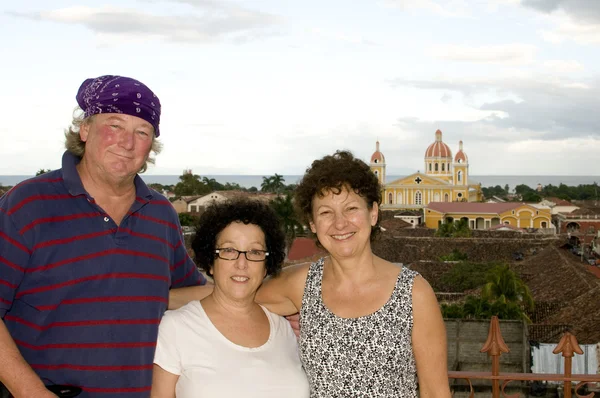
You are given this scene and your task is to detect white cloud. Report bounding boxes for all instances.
[537,11,600,45]
[541,60,585,74]
[11,4,282,44]
[382,0,470,17]
[427,43,537,65]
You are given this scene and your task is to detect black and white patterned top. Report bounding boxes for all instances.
[299,257,419,397]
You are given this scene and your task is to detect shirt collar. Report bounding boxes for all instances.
[61,151,154,201]
[61,151,87,197]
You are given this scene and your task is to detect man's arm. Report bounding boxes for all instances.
[411,276,452,397]
[0,198,55,397]
[0,320,56,397]
[168,283,213,310]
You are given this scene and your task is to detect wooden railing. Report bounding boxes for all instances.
[447,316,600,398]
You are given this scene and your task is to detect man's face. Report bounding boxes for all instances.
[80,113,154,180]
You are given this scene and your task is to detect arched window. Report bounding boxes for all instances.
[415,191,422,205]
[541,222,547,228]
[397,192,403,204]
[435,163,438,172]
[442,163,445,171]
[374,159,378,163]
[388,193,393,204]
[374,170,378,178]
[429,163,432,172]
[458,171,462,182]
[444,193,449,202]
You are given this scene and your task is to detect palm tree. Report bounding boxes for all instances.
[271,173,286,195]
[270,193,303,249]
[482,265,534,311]
[261,174,286,194]
[261,176,274,192]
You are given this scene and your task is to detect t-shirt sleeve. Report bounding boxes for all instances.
[154,311,183,376]
[0,206,30,318]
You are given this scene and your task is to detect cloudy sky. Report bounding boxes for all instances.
[1,0,599,176]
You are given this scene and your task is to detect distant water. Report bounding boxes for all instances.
[1,174,598,190]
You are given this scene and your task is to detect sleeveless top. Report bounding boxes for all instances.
[299,257,419,397]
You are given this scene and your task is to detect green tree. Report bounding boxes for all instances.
[435,218,471,238]
[441,303,464,319]
[515,184,534,196]
[261,176,274,192]
[178,213,197,227]
[504,184,510,194]
[223,182,244,191]
[270,193,303,248]
[482,265,534,312]
[440,261,496,292]
[36,168,52,176]
[202,177,224,192]
[261,174,286,194]
[522,191,541,202]
[174,171,211,197]
[439,249,468,262]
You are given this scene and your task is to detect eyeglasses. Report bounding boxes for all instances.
[215,247,269,262]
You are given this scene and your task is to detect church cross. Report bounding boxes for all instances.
[414,177,423,184]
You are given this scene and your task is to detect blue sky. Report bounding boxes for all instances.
[1,0,599,176]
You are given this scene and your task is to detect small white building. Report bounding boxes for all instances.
[539,198,579,215]
[186,191,277,213]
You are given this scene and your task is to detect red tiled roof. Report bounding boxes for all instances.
[424,130,452,158]
[287,237,326,261]
[426,202,521,214]
[587,265,600,279]
[370,140,385,163]
[454,150,467,163]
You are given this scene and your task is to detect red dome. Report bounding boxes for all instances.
[371,141,385,164]
[424,130,452,158]
[454,140,468,163]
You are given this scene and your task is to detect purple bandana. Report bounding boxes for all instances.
[76,75,162,137]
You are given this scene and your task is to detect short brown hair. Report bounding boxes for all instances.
[295,150,382,242]
[63,108,162,173]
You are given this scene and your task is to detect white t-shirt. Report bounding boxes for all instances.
[154,301,309,398]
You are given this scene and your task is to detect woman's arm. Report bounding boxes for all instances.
[150,364,178,398]
[255,262,309,316]
[411,276,452,397]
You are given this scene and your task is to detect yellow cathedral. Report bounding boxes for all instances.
[370,130,483,209]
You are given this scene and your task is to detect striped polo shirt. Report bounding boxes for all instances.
[0,151,205,397]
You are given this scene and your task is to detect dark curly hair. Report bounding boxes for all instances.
[192,198,286,278]
[295,150,382,242]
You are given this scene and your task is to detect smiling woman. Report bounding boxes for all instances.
[151,198,309,398]
[256,150,452,397]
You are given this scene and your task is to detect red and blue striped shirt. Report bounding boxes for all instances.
[0,152,205,397]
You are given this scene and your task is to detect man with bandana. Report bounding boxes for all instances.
[0,75,209,397]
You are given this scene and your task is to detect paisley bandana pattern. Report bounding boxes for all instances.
[76,75,162,136]
[299,257,419,397]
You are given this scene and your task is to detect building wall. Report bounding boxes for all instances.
[186,193,227,211]
[445,319,527,373]
[424,205,552,230]
[171,199,188,214]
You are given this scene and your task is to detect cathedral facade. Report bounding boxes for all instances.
[370,130,483,209]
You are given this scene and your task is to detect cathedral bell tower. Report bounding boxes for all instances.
[370,141,386,185]
[453,140,469,187]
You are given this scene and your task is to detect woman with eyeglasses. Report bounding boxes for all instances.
[150,199,309,398]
